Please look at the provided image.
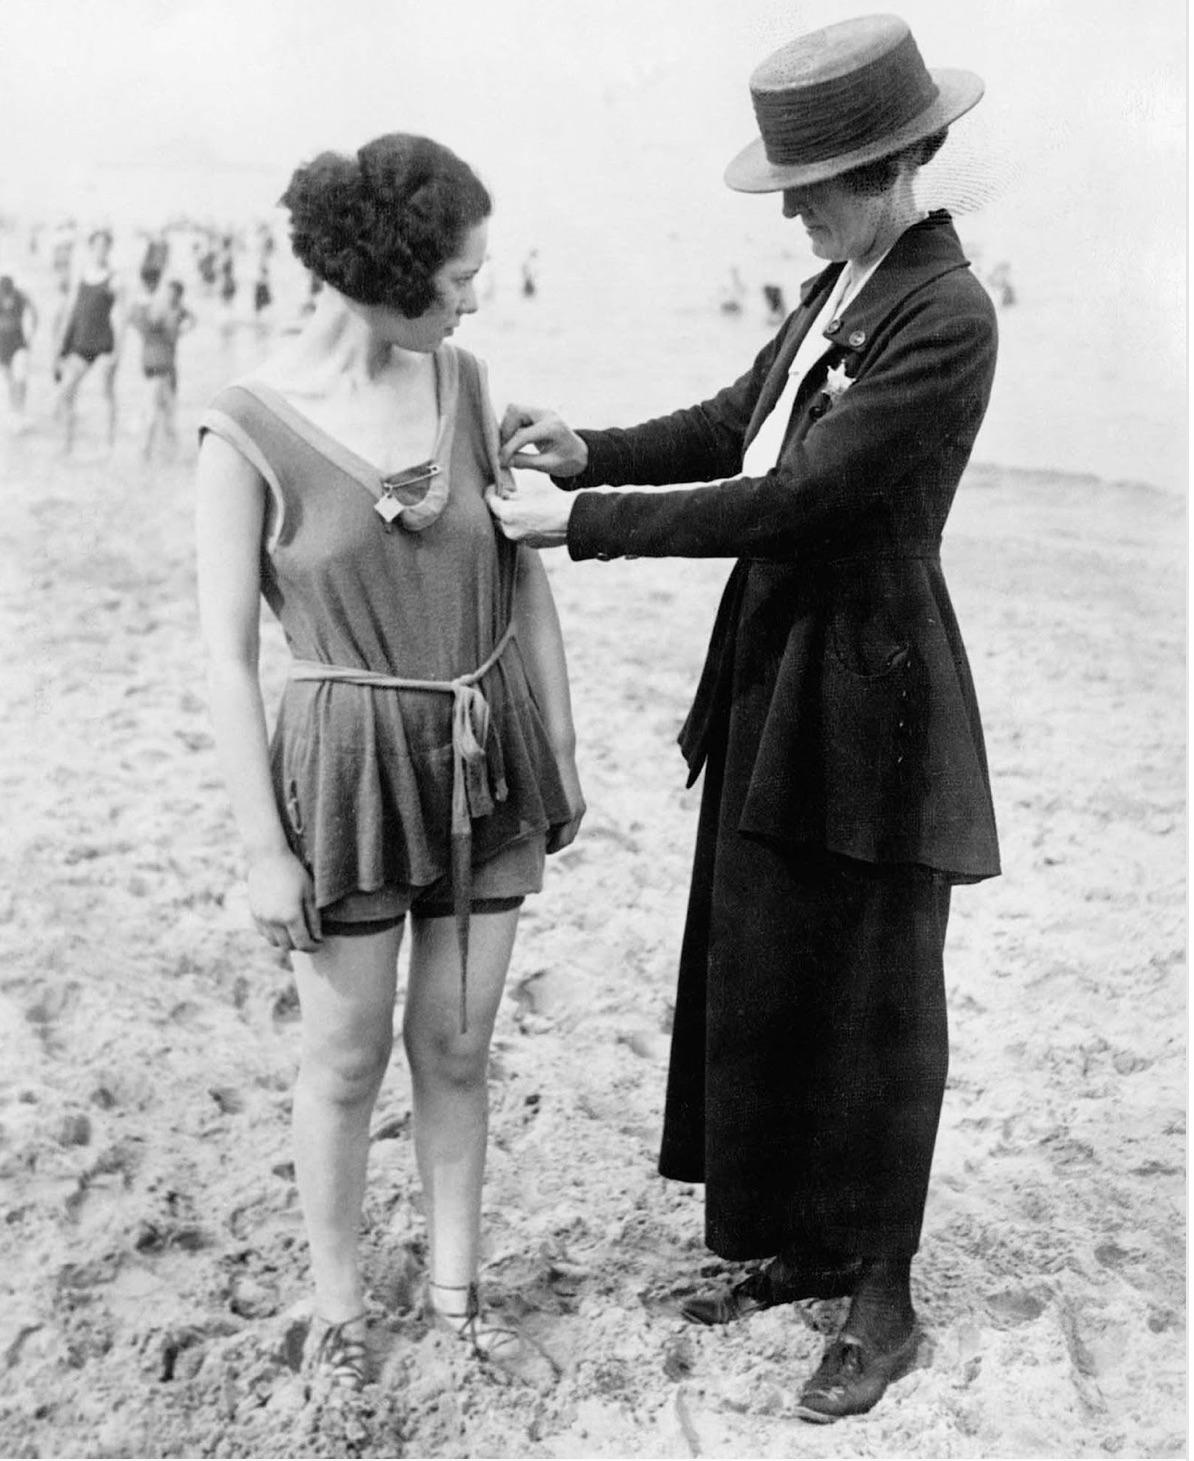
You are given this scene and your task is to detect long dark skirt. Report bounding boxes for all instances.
[659,733,953,1261]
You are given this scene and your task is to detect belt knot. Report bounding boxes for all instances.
[288,623,517,1031]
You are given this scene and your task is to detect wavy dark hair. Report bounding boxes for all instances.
[838,127,949,197]
[280,134,491,319]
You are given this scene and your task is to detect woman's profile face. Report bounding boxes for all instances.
[427,219,488,335]
[373,220,489,353]
[781,177,893,263]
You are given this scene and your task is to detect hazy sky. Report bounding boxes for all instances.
[0,0,1184,230]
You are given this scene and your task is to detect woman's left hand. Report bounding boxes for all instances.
[548,752,586,853]
[487,475,575,548]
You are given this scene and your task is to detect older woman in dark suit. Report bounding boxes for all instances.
[491,15,999,1421]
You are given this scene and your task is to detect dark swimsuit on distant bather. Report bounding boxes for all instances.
[61,275,116,364]
[0,289,29,367]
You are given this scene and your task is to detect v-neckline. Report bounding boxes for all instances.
[239,349,452,491]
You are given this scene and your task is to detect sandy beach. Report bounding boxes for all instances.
[0,224,1185,1461]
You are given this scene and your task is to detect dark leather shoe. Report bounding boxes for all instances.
[680,1258,862,1326]
[795,1326,922,1422]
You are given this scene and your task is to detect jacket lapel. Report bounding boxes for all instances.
[742,213,973,457]
[742,265,842,453]
[820,212,972,364]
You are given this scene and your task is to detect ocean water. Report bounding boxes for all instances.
[4,123,1183,498]
[476,132,1186,496]
[0,0,1183,494]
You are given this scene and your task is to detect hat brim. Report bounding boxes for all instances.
[724,68,984,193]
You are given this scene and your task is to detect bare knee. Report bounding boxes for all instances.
[404,1024,490,1092]
[301,1031,393,1107]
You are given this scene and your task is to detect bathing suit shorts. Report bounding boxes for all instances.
[144,363,178,391]
[320,833,546,937]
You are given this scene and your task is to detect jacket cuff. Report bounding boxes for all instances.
[566,490,622,562]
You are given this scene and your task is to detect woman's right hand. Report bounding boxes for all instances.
[499,404,588,476]
[247,849,322,952]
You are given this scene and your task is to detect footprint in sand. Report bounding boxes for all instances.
[23,981,81,1055]
[985,1287,1048,1325]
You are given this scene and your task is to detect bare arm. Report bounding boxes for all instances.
[511,546,585,851]
[195,433,321,950]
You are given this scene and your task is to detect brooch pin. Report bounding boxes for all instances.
[809,361,857,423]
[822,361,854,406]
[375,461,441,527]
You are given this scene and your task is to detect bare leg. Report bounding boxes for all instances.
[290,925,402,1322]
[56,354,90,454]
[143,376,169,461]
[403,909,519,1303]
[142,388,157,462]
[11,350,30,421]
[161,377,178,454]
[98,356,118,448]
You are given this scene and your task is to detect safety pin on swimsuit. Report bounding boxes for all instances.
[375,461,441,526]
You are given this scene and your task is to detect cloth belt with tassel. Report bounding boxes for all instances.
[288,621,516,1033]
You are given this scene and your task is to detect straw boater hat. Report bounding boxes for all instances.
[725,14,984,193]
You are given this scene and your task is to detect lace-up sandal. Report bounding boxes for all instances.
[425,1280,524,1367]
[310,1311,370,1393]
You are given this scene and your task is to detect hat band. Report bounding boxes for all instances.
[753,29,939,170]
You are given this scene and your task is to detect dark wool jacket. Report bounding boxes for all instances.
[561,211,1000,880]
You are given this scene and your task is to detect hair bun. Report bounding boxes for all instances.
[280,131,490,318]
[296,151,363,209]
[357,134,429,203]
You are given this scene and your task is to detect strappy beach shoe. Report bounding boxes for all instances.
[425,1280,528,1369]
[309,1311,370,1393]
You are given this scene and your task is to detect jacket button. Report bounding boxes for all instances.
[826,318,841,334]
[848,329,866,347]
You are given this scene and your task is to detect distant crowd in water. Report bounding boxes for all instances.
[0,219,555,461]
[0,213,1014,460]
[0,216,286,459]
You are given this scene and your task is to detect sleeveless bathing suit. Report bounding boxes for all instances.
[0,290,28,366]
[135,302,187,387]
[62,276,116,363]
[200,345,572,1022]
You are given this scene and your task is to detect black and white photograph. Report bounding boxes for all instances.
[0,2,1185,1456]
